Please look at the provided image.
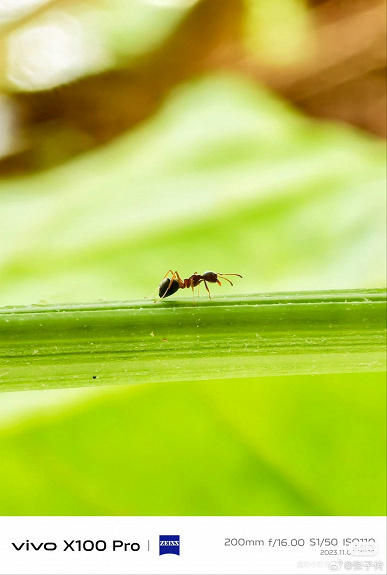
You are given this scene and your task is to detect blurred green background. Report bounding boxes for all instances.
[0,0,386,515]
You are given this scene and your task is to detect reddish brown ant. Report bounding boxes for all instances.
[156,270,242,302]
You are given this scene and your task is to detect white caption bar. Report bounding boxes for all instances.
[0,516,385,575]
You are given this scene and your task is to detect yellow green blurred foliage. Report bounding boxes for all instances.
[0,372,385,515]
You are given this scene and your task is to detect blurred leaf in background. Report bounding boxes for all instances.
[0,372,385,515]
[0,74,385,306]
[0,0,385,173]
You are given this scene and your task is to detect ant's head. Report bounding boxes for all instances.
[202,271,218,283]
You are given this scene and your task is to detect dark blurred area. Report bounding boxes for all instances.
[0,0,385,176]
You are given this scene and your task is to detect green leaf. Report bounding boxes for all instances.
[1,289,385,392]
[0,371,384,515]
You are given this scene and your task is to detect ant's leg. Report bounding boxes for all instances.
[173,270,185,289]
[190,276,200,306]
[195,278,206,303]
[146,288,159,299]
[163,269,175,279]
[203,280,212,299]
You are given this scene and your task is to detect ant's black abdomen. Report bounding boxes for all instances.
[158,277,180,298]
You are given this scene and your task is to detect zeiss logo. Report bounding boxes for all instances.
[159,535,180,556]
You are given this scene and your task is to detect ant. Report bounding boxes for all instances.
[156,270,242,302]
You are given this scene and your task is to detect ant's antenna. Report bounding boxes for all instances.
[218,273,243,286]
